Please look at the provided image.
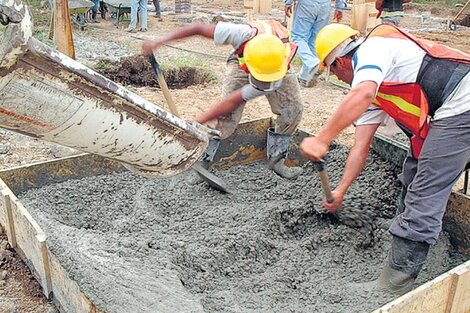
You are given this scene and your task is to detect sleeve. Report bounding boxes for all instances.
[284,0,294,5]
[351,38,394,92]
[335,0,347,10]
[213,22,256,49]
[354,106,390,126]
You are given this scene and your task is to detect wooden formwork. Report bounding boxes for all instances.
[372,259,470,313]
[351,0,380,33]
[0,118,469,312]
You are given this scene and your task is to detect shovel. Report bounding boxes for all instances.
[147,53,232,193]
[313,160,334,212]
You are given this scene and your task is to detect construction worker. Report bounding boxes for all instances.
[142,20,303,188]
[284,0,346,87]
[300,23,470,294]
[375,0,411,25]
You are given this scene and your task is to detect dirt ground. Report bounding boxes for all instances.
[0,0,469,312]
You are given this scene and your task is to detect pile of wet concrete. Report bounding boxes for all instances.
[19,143,468,313]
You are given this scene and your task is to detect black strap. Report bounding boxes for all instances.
[416,55,470,116]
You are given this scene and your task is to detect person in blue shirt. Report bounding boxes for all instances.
[285,0,347,87]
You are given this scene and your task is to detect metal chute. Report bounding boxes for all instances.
[0,0,209,176]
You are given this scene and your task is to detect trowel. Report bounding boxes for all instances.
[147,54,232,193]
[313,160,334,213]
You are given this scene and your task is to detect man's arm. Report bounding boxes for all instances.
[300,80,378,162]
[375,0,383,10]
[323,123,379,212]
[196,90,245,124]
[142,23,216,55]
[284,0,294,18]
[334,0,347,22]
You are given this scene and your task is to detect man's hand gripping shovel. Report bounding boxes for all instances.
[147,53,232,193]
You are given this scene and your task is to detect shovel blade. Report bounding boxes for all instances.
[192,163,232,194]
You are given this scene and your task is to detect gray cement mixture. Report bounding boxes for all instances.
[19,144,468,313]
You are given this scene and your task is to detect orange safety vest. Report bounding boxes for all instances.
[235,20,298,74]
[365,24,470,158]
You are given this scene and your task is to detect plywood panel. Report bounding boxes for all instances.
[373,273,455,313]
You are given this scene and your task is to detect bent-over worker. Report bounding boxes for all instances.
[300,23,470,295]
[142,20,304,187]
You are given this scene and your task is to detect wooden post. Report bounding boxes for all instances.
[258,0,271,14]
[2,192,17,249]
[351,0,379,33]
[54,0,75,59]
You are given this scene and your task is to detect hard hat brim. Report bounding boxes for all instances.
[246,60,288,82]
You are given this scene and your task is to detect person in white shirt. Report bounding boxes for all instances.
[300,23,470,295]
[142,21,304,190]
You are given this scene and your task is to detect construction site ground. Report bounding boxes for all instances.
[0,0,469,311]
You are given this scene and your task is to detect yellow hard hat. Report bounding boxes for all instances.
[316,23,360,67]
[244,33,290,82]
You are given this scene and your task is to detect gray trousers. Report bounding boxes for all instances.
[390,110,470,245]
[213,60,303,139]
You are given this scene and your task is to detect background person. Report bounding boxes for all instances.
[284,0,347,87]
[125,0,147,32]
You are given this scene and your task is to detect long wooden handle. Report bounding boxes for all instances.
[318,170,334,203]
[147,54,179,117]
[313,160,334,203]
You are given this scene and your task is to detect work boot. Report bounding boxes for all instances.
[267,128,303,179]
[355,235,430,296]
[186,138,220,185]
[125,26,137,33]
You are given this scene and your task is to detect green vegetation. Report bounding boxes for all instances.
[96,59,115,70]
[411,0,465,8]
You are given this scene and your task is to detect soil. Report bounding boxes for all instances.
[18,144,468,313]
[96,55,214,89]
[0,230,56,313]
[0,0,469,312]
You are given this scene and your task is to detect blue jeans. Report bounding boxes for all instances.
[91,0,99,19]
[129,0,147,29]
[290,0,331,82]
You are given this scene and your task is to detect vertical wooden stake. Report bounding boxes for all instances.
[54,0,75,59]
[2,192,17,249]
[37,233,53,298]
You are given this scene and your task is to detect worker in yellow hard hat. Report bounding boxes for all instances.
[300,23,470,296]
[142,20,303,190]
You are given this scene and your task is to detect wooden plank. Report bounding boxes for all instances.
[48,251,98,313]
[2,191,17,248]
[373,273,456,313]
[54,0,76,58]
[5,192,53,297]
[259,0,271,14]
[37,233,53,298]
[351,2,379,33]
[449,264,470,313]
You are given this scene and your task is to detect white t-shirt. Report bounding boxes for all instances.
[213,22,283,101]
[354,36,470,126]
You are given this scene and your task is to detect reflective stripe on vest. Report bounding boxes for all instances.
[236,20,297,74]
[365,24,470,158]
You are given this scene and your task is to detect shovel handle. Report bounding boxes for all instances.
[147,54,180,117]
[313,161,334,203]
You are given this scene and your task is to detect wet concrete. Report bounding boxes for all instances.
[19,144,468,313]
